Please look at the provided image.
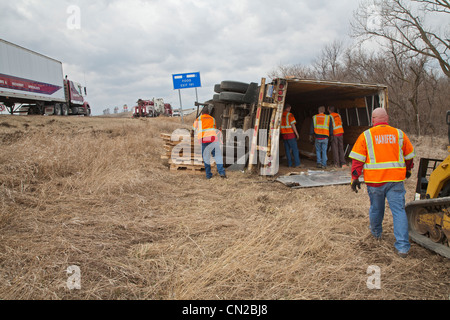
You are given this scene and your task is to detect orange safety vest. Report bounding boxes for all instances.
[349,125,416,183]
[330,112,344,136]
[193,114,217,141]
[281,111,296,135]
[313,114,331,136]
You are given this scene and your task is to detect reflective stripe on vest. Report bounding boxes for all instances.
[330,112,344,135]
[313,114,330,136]
[281,112,295,134]
[195,115,217,140]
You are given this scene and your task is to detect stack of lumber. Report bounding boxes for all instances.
[160,132,215,174]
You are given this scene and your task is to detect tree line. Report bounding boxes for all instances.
[269,0,449,137]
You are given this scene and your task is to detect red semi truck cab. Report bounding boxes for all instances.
[132,99,173,118]
[164,103,173,116]
[61,77,91,116]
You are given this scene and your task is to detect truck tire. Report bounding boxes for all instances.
[214,84,224,93]
[72,107,78,115]
[62,104,69,116]
[220,81,250,93]
[84,108,91,117]
[219,92,245,103]
[53,104,62,116]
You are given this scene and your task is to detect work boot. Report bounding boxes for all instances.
[220,174,228,179]
[397,251,408,258]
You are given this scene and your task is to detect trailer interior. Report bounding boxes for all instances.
[278,79,388,165]
[209,78,388,175]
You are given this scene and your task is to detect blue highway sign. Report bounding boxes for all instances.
[172,72,201,90]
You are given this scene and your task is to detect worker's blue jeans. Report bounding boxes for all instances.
[367,182,410,254]
[315,138,328,167]
[201,141,226,179]
[283,138,300,167]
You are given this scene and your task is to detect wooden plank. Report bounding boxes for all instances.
[248,77,266,171]
[257,146,268,152]
[261,102,278,109]
[262,79,287,176]
[168,158,215,166]
[163,152,203,159]
[170,164,205,175]
[164,144,199,152]
[160,133,172,139]
[161,132,192,139]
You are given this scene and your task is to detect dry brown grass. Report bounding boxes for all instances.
[0,114,448,300]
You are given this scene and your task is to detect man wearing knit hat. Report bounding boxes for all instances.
[349,108,416,258]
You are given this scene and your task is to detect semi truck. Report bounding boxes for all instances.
[132,98,172,118]
[0,39,91,116]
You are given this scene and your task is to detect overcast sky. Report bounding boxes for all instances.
[1,0,362,115]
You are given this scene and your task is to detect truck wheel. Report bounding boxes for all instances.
[219,92,245,103]
[62,104,69,116]
[84,108,91,117]
[220,81,250,93]
[214,84,224,93]
[53,104,62,116]
[72,107,78,115]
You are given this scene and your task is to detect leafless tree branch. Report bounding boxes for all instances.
[351,0,450,77]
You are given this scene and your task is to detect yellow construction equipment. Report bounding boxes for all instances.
[405,111,450,258]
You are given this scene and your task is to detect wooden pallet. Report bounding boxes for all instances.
[162,132,218,174]
[170,164,205,175]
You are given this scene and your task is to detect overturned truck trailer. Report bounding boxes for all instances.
[207,78,388,175]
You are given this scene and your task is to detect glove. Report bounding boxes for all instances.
[406,171,411,179]
[351,178,361,193]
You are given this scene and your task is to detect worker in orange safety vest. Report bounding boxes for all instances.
[328,106,348,169]
[281,104,302,168]
[310,106,333,168]
[349,107,415,258]
[193,106,227,180]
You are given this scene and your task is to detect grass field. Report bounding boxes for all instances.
[0,114,448,300]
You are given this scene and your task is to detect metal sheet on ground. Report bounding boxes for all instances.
[276,170,357,188]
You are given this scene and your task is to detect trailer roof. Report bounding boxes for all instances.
[0,38,62,64]
[282,78,387,102]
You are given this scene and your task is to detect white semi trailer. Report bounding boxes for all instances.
[0,39,91,116]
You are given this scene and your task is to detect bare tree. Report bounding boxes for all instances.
[421,70,450,135]
[351,0,450,77]
[268,63,315,80]
[313,40,346,80]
